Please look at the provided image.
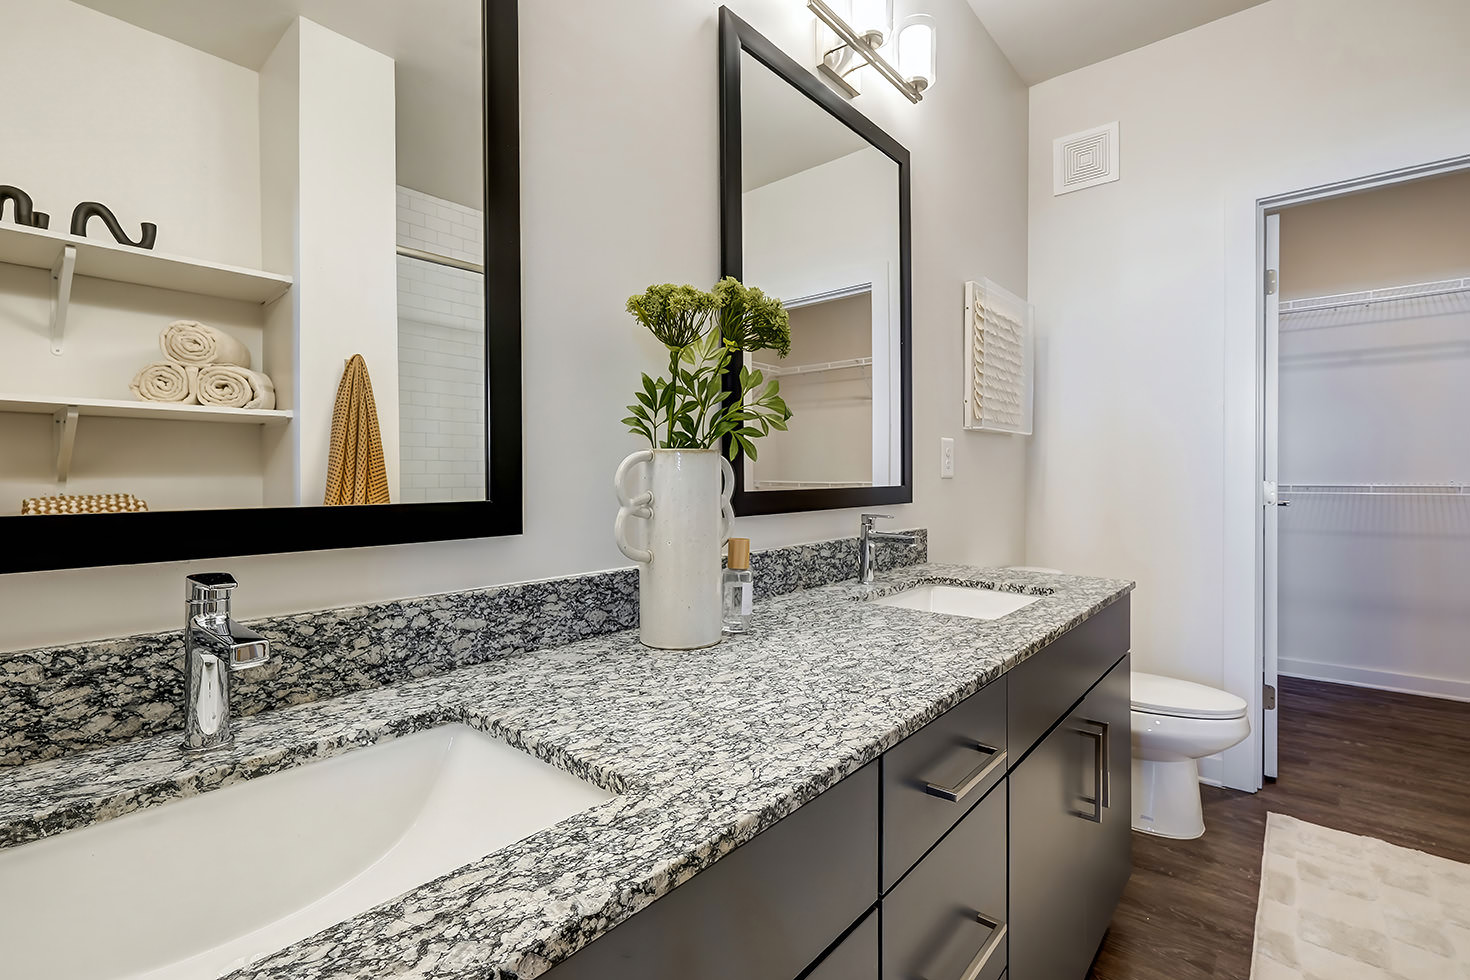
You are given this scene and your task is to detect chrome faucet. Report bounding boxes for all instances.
[858,513,917,585]
[182,573,270,752]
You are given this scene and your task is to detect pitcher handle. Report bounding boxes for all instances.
[614,450,654,564]
[719,454,736,546]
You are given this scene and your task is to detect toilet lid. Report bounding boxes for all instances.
[1131,672,1248,720]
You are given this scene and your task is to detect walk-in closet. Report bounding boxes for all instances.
[1273,169,1470,709]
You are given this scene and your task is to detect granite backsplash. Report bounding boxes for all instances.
[0,530,926,767]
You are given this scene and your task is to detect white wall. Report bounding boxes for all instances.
[0,0,261,268]
[259,18,401,507]
[1025,0,1470,787]
[396,186,486,504]
[0,0,1030,652]
[0,0,270,514]
[1276,173,1470,700]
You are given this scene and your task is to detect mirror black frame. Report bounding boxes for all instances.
[718,6,913,516]
[0,0,523,574]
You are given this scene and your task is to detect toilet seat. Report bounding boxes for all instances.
[1131,672,1247,720]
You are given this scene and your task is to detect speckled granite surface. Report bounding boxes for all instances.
[0,532,926,767]
[0,563,1129,980]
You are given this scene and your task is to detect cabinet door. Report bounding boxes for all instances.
[1009,654,1130,980]
[1078,654,1132,951]
[1007,709,1092,980]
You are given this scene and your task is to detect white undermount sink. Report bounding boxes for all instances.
[871,584,1040,620]
[0,724,614,980]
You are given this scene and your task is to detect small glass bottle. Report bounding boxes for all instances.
[723,537,754,634]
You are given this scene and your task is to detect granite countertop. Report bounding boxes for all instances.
[0,563,1132,980]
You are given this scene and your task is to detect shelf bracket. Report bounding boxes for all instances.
[50,244,76,356]
[53,406,78,487]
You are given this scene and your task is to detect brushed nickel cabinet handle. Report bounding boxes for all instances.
[1072,719,1111,821]
[923,743,1007,803]
[958,913,1008,980]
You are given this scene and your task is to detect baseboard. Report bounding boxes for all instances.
[1197,754,1224,787]
[1279,658,1470,704]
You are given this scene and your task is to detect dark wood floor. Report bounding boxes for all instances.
[1086,675,1470,979]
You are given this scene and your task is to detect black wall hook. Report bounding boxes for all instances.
[0,185,50,229]
[70,201,156,250]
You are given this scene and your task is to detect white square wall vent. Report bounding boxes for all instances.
[1053,122,1119,196]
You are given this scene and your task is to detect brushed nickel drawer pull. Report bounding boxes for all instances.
[923,743,1007,803]
[958,913,1008,980]
[1073,721,1109,822]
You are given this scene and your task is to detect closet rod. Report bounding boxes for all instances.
[1279,276,1470,316]
[1278,482,1470,497]
[396,245,484,275]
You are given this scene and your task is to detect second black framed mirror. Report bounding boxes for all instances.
[718,7,913,516]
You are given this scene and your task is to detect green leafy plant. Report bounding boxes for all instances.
[623,277,793,460]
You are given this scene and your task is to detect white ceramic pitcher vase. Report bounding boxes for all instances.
[614,448,736,650]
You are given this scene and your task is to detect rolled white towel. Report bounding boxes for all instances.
[130,361,198,404]
[159,320,251,368]
[196,364,276,410]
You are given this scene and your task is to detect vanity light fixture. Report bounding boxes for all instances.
[895,15,937,94]
[809,0,931,104]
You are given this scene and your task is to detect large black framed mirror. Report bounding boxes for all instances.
[0,0,521,573]
[719,7,913,516]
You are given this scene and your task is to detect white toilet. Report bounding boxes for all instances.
[1129,672,1250,840]
[1000,570,1252,840]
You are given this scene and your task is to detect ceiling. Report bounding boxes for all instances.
[741,51,869,192]
[965,0,1270,85]
[73,0,483,210]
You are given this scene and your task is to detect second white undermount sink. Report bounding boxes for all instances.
[0,724,614,980]
[870,584,1040,620]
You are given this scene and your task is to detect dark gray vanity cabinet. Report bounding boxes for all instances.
[882,781,1008,980]
[540,761,878,980]
[808,910,880,980]
[1009,648,1132,980]
[881,676,1007,892]
[544,597,1131,980]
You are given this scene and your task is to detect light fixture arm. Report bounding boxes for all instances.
[808,0,925,103]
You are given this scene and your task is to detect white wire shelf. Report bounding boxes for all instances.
[748,357,872,378]
[1279,277,1470,317]
[753,479,874,490]
[1278,482,1470,497]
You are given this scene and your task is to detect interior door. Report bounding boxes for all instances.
[1262,212,1282,780]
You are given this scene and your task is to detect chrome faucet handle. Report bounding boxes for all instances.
[186,572,238,602]
[860,513,895,529]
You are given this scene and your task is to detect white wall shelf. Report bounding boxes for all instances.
[1277,482,1469,497]
[749,357,873,378]
[1279,276,1470,318]
[0,394,292,485]
[0,223,294,355]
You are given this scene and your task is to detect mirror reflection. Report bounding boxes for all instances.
[739,50,903,492]
[0,0,486,516]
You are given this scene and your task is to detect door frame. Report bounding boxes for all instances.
[1223,153,1470,791]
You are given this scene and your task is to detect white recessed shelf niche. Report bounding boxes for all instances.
[0,222,293,356]
[0,223,296,491]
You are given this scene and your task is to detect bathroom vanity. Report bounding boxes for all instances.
[542,587,1132,980]
[0,563,1132,980]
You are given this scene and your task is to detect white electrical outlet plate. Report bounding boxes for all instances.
[940,437,955,479]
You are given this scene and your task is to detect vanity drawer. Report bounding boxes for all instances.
[1007,595,1129,762]
[882,778,1007,980]
[541,761,878,980]
[807,908,879,980]
[882,676,1006,892]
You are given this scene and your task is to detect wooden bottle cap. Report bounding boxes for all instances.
[727,537,751,570]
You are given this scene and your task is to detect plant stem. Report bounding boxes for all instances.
[666,348,680,447]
